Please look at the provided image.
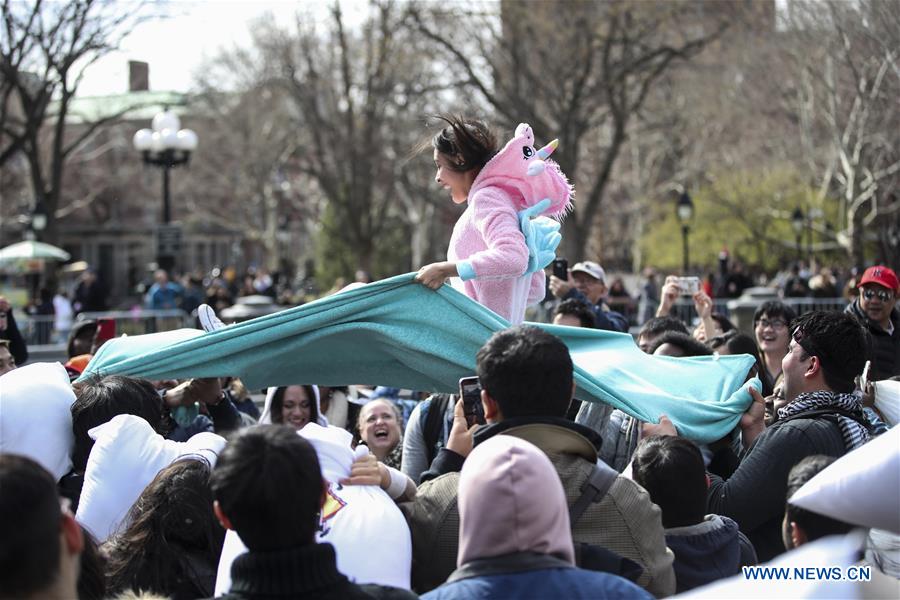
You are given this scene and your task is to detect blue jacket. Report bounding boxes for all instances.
[564,288,629,332]
[665,514,757,593]
[422,553,652,600]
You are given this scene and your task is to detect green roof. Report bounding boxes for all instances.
[57,90,190,124]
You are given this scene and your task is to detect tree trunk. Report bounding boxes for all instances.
[560,215,596,263]
[851,206,866,267]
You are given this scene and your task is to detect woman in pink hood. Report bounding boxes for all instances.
[415,115,572,324]
[422,435,651,599]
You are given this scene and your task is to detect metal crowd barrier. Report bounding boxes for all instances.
[17,309,193,346]
[16,298,850,347]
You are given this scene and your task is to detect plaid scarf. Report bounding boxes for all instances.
[778,390,870,450]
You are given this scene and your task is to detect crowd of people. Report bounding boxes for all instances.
[0,260,897,599]
[1,111,898,599]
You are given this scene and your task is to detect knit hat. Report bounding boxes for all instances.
[571,261,606,283]
[859,265,899,292]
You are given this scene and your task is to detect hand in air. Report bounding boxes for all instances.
[446,397,479,458]
[656,276,680,316]
[548,275,573,298]
[693,291,713,320]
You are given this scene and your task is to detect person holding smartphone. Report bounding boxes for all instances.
[548,261,628,332]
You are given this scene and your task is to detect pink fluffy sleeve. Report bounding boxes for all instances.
[464,188,530,279]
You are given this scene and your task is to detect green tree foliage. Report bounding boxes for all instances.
[314,201,411,290]
[641,170,840,272]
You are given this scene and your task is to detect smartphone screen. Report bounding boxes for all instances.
[552,258,568,281]
[458,376,485,427]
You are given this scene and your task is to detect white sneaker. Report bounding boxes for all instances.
[198,304,227,332]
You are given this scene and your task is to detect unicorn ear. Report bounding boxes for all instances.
[515,123,533,142]
[536,139,558,160]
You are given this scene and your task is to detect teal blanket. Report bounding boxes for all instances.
[78,273,758,443]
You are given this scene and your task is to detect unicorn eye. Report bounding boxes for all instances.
[522,146,534,159]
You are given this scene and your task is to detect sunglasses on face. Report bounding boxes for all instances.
[862,288,894,302]
[756,318,787,330]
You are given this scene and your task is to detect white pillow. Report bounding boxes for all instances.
[0,362,75,481]
[873,379,900,427]
[789,426,900,534]
[215,424,412,594]
[75,414,225,542]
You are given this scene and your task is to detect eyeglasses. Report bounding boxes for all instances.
[863,288,894,302]
[755,318,787,330]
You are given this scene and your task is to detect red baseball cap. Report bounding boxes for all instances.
[859,265,899,292]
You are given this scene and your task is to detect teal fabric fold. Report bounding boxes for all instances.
[78,273,758,443]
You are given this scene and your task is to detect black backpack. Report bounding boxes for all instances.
[422,393,452,466]
[568,461,644,582]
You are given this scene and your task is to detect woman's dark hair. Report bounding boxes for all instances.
[709,330,760,359]
[0,455,61,598]
[270,385,319,425]
[431,114,498,173]
[753,300,798,327]
[709,312,736,333]
[786,455,853,542]
[77,526,106,600]
[632,436,707,528]
[104,459,224,599]
[649,331,714,357]
[639,316,689,338]
[553,298,597,328]
[67,320,97,358]
[70,376,167,473]
[709,330,763,381]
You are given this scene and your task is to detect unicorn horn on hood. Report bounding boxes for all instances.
[536,139,559,160]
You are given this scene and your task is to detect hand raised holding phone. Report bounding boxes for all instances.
[445,377,487,459]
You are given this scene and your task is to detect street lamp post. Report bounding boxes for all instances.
[24,201,48,298]
[24,200,47,241]
[676,191,694,274]
[133,109,198,272]
[791,207,804,264]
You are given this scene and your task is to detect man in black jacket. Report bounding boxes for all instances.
[703,311,872,562]
[210,426,416,600]
[844,265,900,380]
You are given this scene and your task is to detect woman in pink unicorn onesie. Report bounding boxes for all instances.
[415,115,573,324]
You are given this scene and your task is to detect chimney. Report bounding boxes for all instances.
[129,61,149,92]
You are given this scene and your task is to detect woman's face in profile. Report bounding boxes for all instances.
[281,385,312,430]
[434,149,476,205]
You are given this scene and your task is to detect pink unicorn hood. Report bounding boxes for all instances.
[469,123,573,217]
